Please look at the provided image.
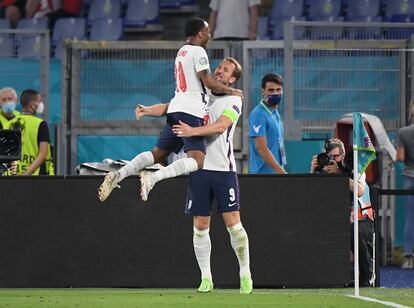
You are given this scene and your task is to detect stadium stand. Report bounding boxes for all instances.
[307,0,342,20]
[346,0,381,18]
[124,0,160,27]
[89,18,123,40]
[52,18,86,59]
[346,15,383,39]
[16,18,48,58]
[383,0,414,19]
[87,0,122,23]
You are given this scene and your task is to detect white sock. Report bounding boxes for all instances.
[150,157,198,186]
[193,227,212,280]
[227,222,251,278]
[117,151,154,182]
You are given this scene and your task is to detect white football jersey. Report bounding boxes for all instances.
[167,44,210,119]
[203,94,242,172]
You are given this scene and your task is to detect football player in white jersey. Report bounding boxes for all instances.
[136,58,252,294]
[98,18,243,202]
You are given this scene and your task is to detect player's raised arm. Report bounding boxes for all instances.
[135,103,169,120]
[197,69,243,99]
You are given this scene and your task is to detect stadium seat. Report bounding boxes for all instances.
[16,18,48,58]
[0,36,14,57]
[384,0,414,19]
[271,16,306,39]
[0,19,10,29]
[257,16,269,40]
[88,0,121,23]
[17,18,48,30]
[386,14,414,39]
[52,18,86,45]
[271,0,304,19]
[160,0,181,9]
[307,15,344,39]
[124,0,160,27]
[307,0,342,19]
[346,0,381,18]
[90,18,123,40]
[17,36,45,58]
[346,16,383,39]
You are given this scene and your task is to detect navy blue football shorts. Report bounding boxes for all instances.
[185,169,240,216]
[156,112,206,154]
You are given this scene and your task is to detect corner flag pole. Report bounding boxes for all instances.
[353,141,360,297]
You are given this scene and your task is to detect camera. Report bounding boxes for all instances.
[314,140,335,173]
[0,129,21,176]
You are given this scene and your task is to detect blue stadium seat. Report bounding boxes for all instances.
[271,16,306,39]
[88,0,121,22]
[52,18,86,45]
[124,0,160,27]
[307,0,342,19]
[346,0,381,18]
[271,0,304,19]
[52,18,86,59]
[16,18,48,58]
[17,36,44,58]
[90,18,123,40]
[307,15,344,39]
[17,18,48,29]
[257,16,269,40]
[386,14,414,39]
[384,0,414,19]
[0,18,10,29]
[0,36,14,57]
[346,15,383,39]
[160,0,181,9]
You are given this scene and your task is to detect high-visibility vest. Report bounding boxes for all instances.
[0,110,19,128]
[6,114,54,175]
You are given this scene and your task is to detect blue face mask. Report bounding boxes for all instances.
[1,101,16,115]
[267,94,282,106]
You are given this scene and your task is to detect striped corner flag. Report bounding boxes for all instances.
[353,112,376,176]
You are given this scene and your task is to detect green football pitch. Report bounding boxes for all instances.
[0,288,413,307]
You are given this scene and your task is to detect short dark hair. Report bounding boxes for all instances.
[185,18,207,37]
[20,89,39,108]
[224,57,242,82]
[261,73,283,89]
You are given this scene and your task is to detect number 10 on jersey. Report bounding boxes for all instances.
[175,61,187,93]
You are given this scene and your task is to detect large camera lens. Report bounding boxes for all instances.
[316,153,330,167]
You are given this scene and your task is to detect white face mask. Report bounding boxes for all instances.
[36,101,45,115]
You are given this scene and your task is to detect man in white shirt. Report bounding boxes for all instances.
[98,18,243,202]
[209,0,261,40]
[137,57,252,294]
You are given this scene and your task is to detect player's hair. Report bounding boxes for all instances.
[20,89,39,108]
[184,18,207,37]
[224,57,242,82]
[261,73,283,89]
[0,87,17,100]
[328,138,345,155]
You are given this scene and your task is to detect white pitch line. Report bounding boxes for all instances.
[347,295,413,308]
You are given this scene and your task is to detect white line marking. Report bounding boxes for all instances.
[348,295,413,308]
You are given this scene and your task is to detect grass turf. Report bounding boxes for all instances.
[0,288,413,307]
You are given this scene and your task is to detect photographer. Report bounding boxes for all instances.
[311,138,374,287]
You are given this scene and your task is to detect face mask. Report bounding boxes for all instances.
[267,94,282,106]
[36,102,44,115]
[1,101,16,115]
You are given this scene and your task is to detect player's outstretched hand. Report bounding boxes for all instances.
[135,104,147,120]
[172,121,194,137]
[232,89,244,100]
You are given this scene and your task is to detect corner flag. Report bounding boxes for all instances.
[353,112,376,177]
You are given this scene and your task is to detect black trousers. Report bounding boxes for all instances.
[350,219,374,284]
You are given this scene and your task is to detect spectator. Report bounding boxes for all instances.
[249,73,287,174]
[208,0,260,40]
[6,89,54,175]
[396,99,414,269]
[310,138,375,287]
[26,0,80,29]
[0,86,19,129]
[0,0,25,28]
